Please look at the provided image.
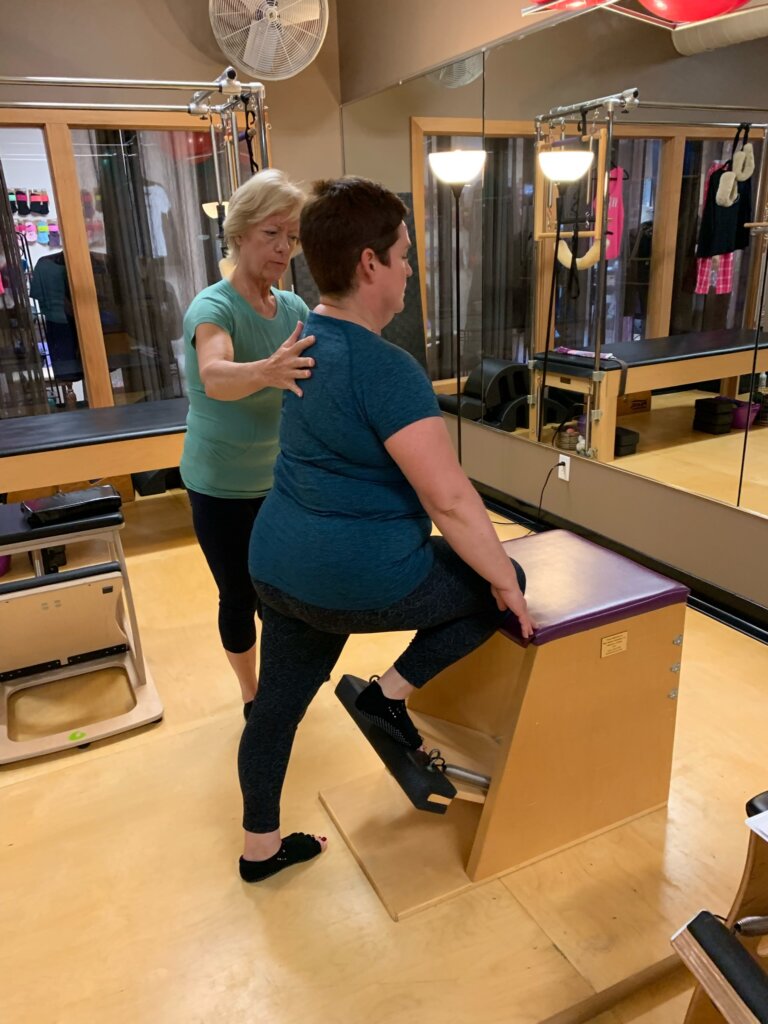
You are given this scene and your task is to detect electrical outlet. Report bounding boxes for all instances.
[558,455,571,482]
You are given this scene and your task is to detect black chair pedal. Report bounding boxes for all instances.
[335,675,457,814]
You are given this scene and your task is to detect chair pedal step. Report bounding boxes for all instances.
[335,675,457,814]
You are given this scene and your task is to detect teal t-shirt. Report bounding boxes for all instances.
[180,280,309,498]
[249,312,442,610]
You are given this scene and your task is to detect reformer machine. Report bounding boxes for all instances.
[528,88,768,466]
[0,70,272,758]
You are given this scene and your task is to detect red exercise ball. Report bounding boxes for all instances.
[636,0,749,22]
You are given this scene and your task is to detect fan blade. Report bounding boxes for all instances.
[272,0,322,27]
[244,20,282,72]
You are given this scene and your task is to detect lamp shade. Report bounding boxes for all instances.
[428,149,487,185]
[202,200,229,220]
[538,149,595,182]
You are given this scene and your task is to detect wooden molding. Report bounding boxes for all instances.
[646,135,686,339]
[43,122,113,408]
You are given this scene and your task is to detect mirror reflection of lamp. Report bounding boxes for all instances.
[537,148,594,182]
[428,148,487,463]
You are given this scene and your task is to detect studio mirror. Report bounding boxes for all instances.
[339,54,485,393]
[477,12,768,517]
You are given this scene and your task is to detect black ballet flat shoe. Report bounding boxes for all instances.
[239,832,325,883]
[354,676,423,750]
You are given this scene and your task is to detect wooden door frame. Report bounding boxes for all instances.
[0,109,244,408]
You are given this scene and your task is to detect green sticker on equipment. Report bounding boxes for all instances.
[68,730,87,742]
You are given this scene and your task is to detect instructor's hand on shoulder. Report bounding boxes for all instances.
[265,321,316,397]
[491,585,536,640]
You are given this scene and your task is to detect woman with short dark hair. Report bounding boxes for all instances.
[237,176,533,882]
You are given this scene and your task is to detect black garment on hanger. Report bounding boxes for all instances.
[697,124,752,259]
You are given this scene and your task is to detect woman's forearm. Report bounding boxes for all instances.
[200,358,272,401]
[425,482,521,591]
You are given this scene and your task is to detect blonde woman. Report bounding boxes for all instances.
[181,169,315,717]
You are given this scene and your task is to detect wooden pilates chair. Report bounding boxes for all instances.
[677,792,768,1024]
[0,496,163,763]
[322,529,689,920]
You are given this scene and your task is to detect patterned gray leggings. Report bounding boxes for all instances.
[239,537,526,833]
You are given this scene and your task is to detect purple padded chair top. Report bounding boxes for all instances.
[501,530,689,647]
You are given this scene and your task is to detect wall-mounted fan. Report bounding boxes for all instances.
[428,54,484,89]
[209,0,329,81]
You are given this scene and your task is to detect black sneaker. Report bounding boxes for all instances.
[354,675,422,749]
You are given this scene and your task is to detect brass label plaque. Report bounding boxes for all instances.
[601,631,628,658]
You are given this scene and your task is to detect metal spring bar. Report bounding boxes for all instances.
[538,88,639,123]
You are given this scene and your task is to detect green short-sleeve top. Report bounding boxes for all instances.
[180,279,309,499]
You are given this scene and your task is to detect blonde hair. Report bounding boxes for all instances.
[223,169,305,260]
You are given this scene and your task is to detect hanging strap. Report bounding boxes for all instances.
[728,122,751,167]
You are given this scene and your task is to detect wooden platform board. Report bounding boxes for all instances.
[320,770,482,919]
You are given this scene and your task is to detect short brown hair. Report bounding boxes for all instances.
[300,177,407,296]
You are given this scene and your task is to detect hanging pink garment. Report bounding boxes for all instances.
[695,161,734,295]
[605,166,625,260]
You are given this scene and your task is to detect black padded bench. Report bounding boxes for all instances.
[0,398,188,494]
[530,328,768,462]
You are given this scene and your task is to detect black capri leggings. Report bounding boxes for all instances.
[238,537,526,833]
[187,488,265,654]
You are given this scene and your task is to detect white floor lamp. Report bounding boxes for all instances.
[428,149,486,463]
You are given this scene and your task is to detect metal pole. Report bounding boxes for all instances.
[209,118,225,208]
[228,108,241,191]
[531,118,543,438]
[453,183,464,464]
[541,88,639,122]
[254,89,270,170]
[590,103,615,457]
[0,73,254,92]
[736,227,768,507]
[0,101,191,112]
[622,119,768,129]
[641,100,768,114]
[742,126,768,330]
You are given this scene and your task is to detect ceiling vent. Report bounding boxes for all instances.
[672,2,768,54]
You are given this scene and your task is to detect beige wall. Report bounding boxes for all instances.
[336,0,562,103]
[0,0,342,182]
[456,419,768,611]
[483,11,768,120]
[343,74,483,192]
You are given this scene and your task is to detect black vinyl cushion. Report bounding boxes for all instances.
[687,911,768,1023]
[0,501,123,546]
[534,329,767,376]
[747,791,768,817]
[0,398,188,458]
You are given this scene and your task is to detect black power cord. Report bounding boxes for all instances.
[489,458,568,536]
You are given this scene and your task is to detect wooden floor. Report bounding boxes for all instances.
[1,493,767,1024]
[616,391,768,516]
